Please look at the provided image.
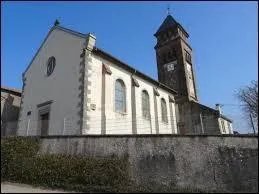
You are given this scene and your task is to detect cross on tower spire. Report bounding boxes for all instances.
[167,4,171,15]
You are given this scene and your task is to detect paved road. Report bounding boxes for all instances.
[1,182,69,193]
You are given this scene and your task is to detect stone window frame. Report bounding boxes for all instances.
[184,50,192,63]
[161,98,168,123]
[46,56,56,77]
[114,79,127,114]
[141,90,150,120]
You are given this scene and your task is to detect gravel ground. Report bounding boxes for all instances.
[1,182,70,193]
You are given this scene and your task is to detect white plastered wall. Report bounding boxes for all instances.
[84,53,177,135]
[135,78,177,134]
[134,77,156,134]
[156,88,176,134]
[83,55,133,134]
[218,118,233,134]
[18,28,85,136]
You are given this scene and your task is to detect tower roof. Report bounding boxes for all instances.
[154,14,189,38]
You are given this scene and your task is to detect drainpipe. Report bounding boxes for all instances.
[199,113,204,134]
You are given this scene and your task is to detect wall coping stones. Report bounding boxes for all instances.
[10,134,258,139]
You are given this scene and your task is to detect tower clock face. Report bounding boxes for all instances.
[167,63,174,71]
[164,60,177,72]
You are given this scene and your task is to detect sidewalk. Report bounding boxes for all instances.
[1,182,70,193]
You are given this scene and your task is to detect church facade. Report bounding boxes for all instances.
[17,14,233,136]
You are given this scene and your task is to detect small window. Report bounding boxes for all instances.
[46,56,56,76]
[27,111,31,116]
[161,98,168,123]
[172,48,177,56]
[115,79,126,113]
[142,90,150,119]
[168,51,175,61]
[185,51,192,63]
[167,30,170,38]
[163,53,167,63]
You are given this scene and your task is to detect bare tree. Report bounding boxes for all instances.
[236,80,258,132]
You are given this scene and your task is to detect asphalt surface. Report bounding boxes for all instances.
[1,182,69,193]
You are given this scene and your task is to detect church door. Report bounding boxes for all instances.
[40,113,49,136]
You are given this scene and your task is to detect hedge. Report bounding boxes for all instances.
[1,137,132,192]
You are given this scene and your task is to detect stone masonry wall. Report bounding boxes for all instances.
[39,135,258,193]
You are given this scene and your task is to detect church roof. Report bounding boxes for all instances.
[155,15,177,35]
[191,101,233,123]
[92,47,178,95]
[154,15,189,38]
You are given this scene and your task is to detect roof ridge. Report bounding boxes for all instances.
[23,25,88,76]
[55,25,87,38]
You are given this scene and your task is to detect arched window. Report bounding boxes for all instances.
[161,98,168,123]
[115,79,126,113]
[142,90,150,119]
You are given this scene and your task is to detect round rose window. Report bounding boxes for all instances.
[46,56,56,76]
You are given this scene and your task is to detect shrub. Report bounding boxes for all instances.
[1,137,131,192]
[1,137,39,181]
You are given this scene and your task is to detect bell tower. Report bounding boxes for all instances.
[154,14,198,102]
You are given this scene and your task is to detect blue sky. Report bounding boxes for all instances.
[1,2,258,133]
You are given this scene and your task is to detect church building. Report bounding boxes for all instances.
[17,14,233,136]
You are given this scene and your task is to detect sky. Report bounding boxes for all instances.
[1,1,258,133]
